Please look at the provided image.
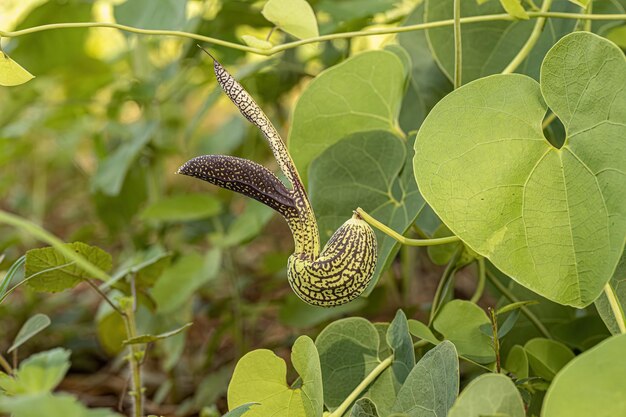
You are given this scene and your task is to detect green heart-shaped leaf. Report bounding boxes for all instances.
[0,53,35,86]
[414,32,626,307]
[262,0,319,39]
[542,333,626,417]
[227,336,323,417]
[433,300,495,364]
[448,373,525,417]
[391,340,459,417]
[309,131,424,295]
[289,50,407,184]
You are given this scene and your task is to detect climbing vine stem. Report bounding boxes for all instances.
[453,0,462,88]
[470,257,486,303]
[502,0,554,74]
[356,208,460,246]
[584,1,594,32]
[0,12,624,57]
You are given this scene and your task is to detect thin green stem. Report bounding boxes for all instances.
[603,283,626,334]
[0,22,256,53]
[123,307,144,417]
[470,257,486,303]
[401,244,416,305]
[453,0,462,89]
[488,307,501,373]
[542,111,558,129]
[0,12,624,56]
[356,208,460,246]
[502,0,554,74]
[0,210,111,282]
[83,278,126,317]
[328,355,394,417]
[486,269,552,339]
[0,353,12,375]
[429,246,463,325]
[0,255,25,299]
[584,1,594,32]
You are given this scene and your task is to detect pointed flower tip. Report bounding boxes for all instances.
[197,44,217,62]
[176,162,189,175]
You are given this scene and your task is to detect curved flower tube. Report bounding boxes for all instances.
[178,50,377,306]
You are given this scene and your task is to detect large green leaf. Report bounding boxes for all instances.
[351,398,379,417]
[96,306,126,356]
[551,315,610,351]
[0,54,35,87]
[316,317,393,412]
[152,249,221,314]
[0,348,70,395]
[209,201,274,249]
[140,193,222,222]
[542,334,626,417]
[10,0,109,79]
[487,267,575,355]
[414,32,626,307]
[433,300,495,364]
[227,336,323,417]
[448,374,525,417]
[262,0,319,39]
[505,345,529,379]
[391,341,459,417]
[524,338,574,381]
[0,393,121,417]
[289,50,406,184]
[91,122,157,196]
[223,402,259,417]
[114,0,188,30]
[397,4,453,133]
[25,243,112,292]
[309,131,424,295]
[592,0,626,36]
[365,311,416,415]
[386,310,415,385]
[8,314,51,353]
[425,0,578,82]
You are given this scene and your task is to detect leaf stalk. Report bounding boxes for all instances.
[327,355,394,417]
[356,208,461,246]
